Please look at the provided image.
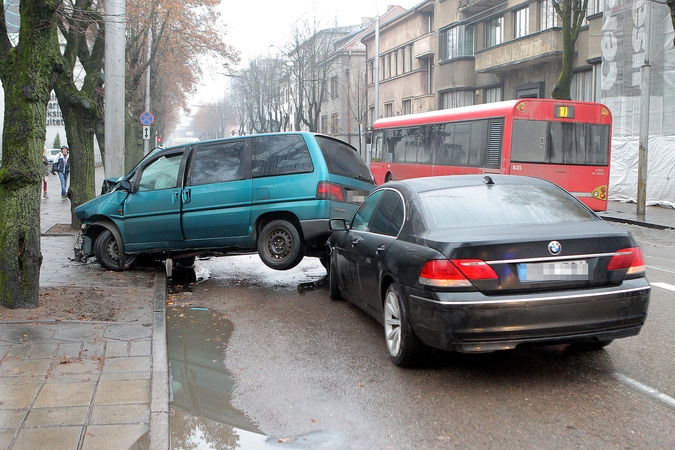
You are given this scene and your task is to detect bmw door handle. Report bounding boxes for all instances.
[375,244,386,255]
[351,237,362,246]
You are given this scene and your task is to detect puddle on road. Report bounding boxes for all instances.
[167,305,273,449]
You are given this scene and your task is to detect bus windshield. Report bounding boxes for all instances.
[511,120,609,166]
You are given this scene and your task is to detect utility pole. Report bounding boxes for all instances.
[104,0,126,178]
[143,27,152,156]
[637,0,651,217]
[371,14,380,165]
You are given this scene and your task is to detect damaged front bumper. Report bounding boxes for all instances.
[73,230,93,262]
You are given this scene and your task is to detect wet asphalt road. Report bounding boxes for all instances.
[167,223,675,450]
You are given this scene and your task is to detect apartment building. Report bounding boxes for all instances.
[359,0,675,205]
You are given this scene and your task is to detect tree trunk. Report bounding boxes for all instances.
[552,27,574,99]
[57,100,97,228]
[0,0,62,308]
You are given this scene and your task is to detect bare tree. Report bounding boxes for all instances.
[286,19,350,132]
[229,56,289,134]
[551,0,589,99]
[192,97,238,140]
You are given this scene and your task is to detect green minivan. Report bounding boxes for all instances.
[74,132,375,271]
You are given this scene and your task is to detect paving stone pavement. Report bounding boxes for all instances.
[0,167,169,450]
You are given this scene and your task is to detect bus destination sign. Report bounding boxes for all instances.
[554,105,575,119]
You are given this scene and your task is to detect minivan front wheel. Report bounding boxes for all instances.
[258,219,305,270]
[94,229,137,271]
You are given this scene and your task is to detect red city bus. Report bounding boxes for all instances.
[370,98,611,211]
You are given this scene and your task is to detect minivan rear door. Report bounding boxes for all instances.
[181,140,253,245]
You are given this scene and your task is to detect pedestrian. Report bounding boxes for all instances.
[42,147,50,198]
[52,145,70,199]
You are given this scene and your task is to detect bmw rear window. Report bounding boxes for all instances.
[316,136,374,183]
[420,184,598,230]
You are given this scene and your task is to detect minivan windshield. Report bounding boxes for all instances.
[316,136,374,183]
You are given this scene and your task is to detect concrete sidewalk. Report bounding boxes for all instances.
[0,168,169,450]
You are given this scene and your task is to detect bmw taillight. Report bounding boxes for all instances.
[419,259,498,287]
[316,181,344,202]
[608,247,645,276]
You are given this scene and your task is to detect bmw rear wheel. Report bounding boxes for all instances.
[383,283,422,367]
[94,230,137,271]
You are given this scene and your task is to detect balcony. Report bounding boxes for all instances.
[414,34,435,60]
[474,29,563,73]
[459,0,507,16]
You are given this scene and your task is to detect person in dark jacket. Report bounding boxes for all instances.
[52,145,70,199]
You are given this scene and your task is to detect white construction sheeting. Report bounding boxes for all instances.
[610,137,675,208]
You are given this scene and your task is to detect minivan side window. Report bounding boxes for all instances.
[251,135,313,178]
[138,154,183,191]
[188,141,246,186]
[315,135,373,182]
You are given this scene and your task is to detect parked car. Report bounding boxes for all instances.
[46,148,61,171]
[74,132,374,271]
[326,175,651,367]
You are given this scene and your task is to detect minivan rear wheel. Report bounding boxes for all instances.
[258,219,305,270]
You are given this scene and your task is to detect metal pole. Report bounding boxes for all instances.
[104,0,126,179]
[143,27,152,155]
[374,15,380,125]
[637,0,651,217]
[371,14,379,166]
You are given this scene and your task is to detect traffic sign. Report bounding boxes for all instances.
[142,126,150,140]
[140,111,154,125]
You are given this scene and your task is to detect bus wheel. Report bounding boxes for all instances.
[385,173,393,182]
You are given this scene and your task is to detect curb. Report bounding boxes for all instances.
[150,270,170,449]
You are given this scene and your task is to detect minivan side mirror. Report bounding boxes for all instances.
[118,180,132,191]
[329,218,348,231]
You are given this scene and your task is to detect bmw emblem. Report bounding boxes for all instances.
[548,241,562,255]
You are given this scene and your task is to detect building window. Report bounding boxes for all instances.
[394,50,399,76]
[485,86,502,103]
[380,56,385,80]
[402,99,412,115]
[588,0,605,16]
[321,115,328,134]
[515,7,529,39]
[369,106,375,124]
[485,17,504,48]
[409,45,414,71]
[330,76,338,98]
[330,113,339,135]
[402,47,406,73]
[571,70,594,101]
[441,25,474,60]
[368,60,374,84]
[442,90,474,109]
[540,0,559,30]
[385,103,393,118]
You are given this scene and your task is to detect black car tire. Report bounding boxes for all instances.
[94,229,137,271]
[383,283,423,367]
[173,256,196,268]
[328,258,343,300]
[257,219,305,270]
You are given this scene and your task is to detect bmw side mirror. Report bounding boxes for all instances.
[329,218,348,231]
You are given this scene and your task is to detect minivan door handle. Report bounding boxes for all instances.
[172,190,180,204]
[181,188,191,204]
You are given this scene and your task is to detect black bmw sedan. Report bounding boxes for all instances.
[326,175,651,367]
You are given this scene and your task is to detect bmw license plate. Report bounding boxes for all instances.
[518,260,589,282]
